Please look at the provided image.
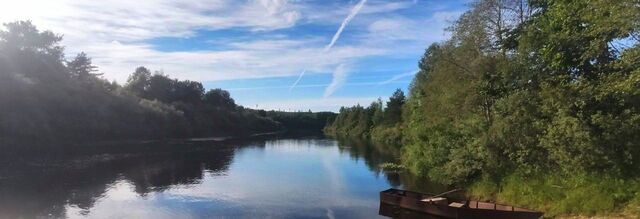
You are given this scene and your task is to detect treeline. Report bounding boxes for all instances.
[0,21,331,144]
[324,89,406,145]
[262,110,336,133]
[327,0,640,215]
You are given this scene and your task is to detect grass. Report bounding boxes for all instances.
[379,162,405,172]
[467,172,640,218]
[624,195,640,217]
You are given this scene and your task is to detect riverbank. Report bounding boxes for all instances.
[329,136,640,218]
[467,172,640,218]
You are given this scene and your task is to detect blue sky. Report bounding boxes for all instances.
[0,0,468,111]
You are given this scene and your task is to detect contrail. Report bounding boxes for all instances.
[289,0,367,91]
[288,69,306,91]
[378,70,418,85]
[324,0,367,52]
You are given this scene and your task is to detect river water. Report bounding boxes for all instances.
[0,136,447,219]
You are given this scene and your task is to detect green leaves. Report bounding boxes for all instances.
[327,2,640,201]
[519,0,639,78]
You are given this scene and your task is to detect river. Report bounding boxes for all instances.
[0,136,448,218]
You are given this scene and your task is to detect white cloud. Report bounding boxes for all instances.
[323,64,349,98]
[368,17,421,41]
[83,41,382,82]
[359,10,463,57]
[0,0,462,87]
[227,38,323,50]
[227,80,411,92]
[371,14,459,42]
[2,0,417,84]
[254,96,383,112]
[0,0,301,42]
[359,0,412,14]
[0,0,467,113]
[0,0,309,81]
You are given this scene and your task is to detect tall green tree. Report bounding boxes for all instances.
[385,89,405,125]
[67,52,101,82]
[126,67,152,97]
[370,98,384,126]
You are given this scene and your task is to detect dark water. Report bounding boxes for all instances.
[0,136,446,219]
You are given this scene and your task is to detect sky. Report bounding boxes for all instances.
[0,0,468,112]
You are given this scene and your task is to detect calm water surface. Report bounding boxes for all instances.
[0,137,445,219]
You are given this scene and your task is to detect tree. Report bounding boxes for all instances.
[0,20,63,59]
[146,73,175,103]
[126,67,152,97]
[385,89,405,125]
[174,80,204,105]
[0,21,67,82]
[204,89,236,109]
[370,98,384,126]
[0,20,323,144]
[0,22,186,141]
[67,52,101,82]
[327,1,640,214]
[518,0,639,79]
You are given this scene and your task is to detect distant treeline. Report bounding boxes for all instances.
[0,21,334,143]
[263,110,336,133]
[326,0,640,216]
[324,89,406,146]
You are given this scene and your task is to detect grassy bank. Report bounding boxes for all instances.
[467,172,640,218]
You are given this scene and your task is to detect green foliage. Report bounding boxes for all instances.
[324,90,406,144]
[379,162,405,172]
[204,88,236,109]
[626,195,640,216]
[0,21,298,142]
[328,0,640,216]
[0,20,63,59]
[396,0,640,183]
[67,52,101,82]
[470,172,640,217]
[519,0,639,78]
[385,89,405,125]
[370,125,403,146]
[325,104,373,138]
[263,110,335,133]
[126,66,152,96]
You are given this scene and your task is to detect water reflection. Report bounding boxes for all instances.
[378,203,443,219]
[0,137,444,218]
[335,138,448,194]
[0,140,239,218]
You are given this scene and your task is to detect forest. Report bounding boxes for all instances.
[0,21,333,144]
[3,0,640,217]
[325,0,640,216]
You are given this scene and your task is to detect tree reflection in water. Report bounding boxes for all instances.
[0,139,255,218]
[0,136,446,219]
[335,137,448,194]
